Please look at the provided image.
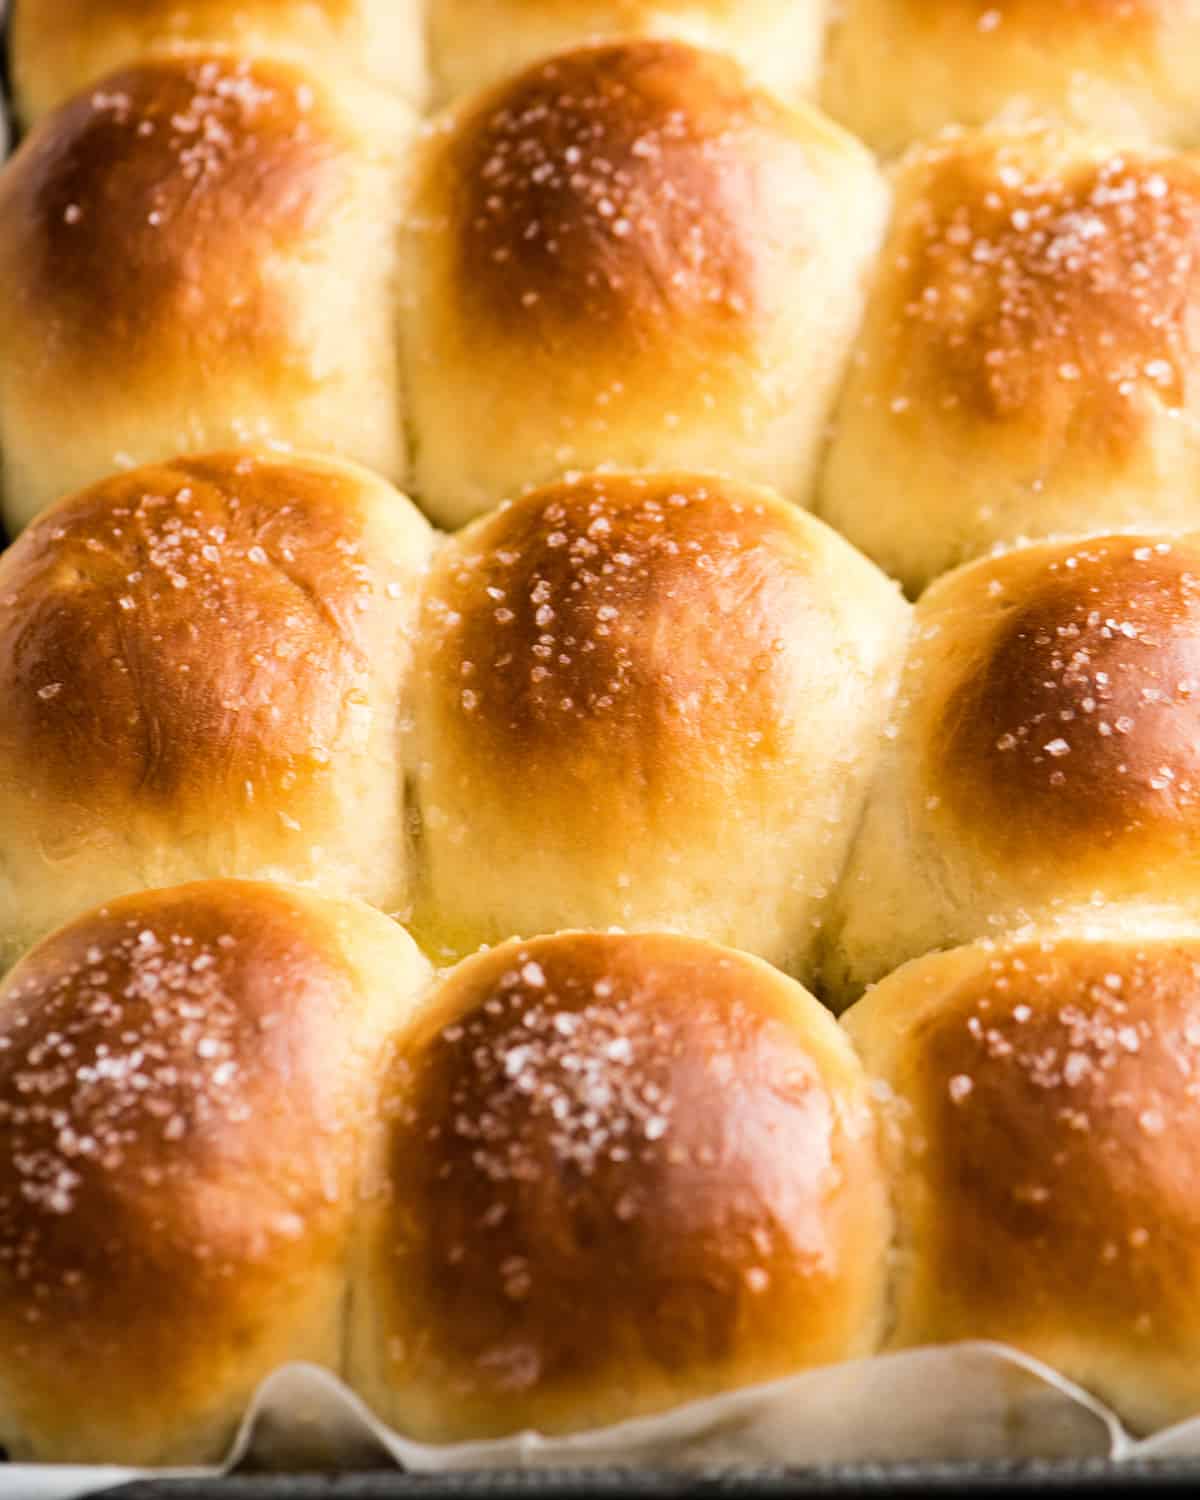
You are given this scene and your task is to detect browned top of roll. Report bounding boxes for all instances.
[882,132,1200,456]
[0,54,355,384]
[929,534,1200,867]
[0,881,371,1446]
[0,452,382,820]
[431,39,819,356]
[372,931,886,1438]
[423,470,839,790]
[854,935,1200,1361]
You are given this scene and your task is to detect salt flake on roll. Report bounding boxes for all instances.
[844,931,1200,1434]
[0,449,431,971]
[830,532,1200,1002]
[11,0,427,123]
[351,930,890,1441]
[401,39,888,530]
[0,54,413,533]
[0,879,431,1464]
[819,126,1200,594]
[410,470,909,981]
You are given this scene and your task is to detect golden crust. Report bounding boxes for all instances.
[439,41,797,360]
[0,57,351,392]
[12,0,425,122]
[425,0,826,110]
[353,931,889,1440]
[0,880,427,1463]
[423,472,829,788]
[931,535,1200,870]
[403,39,888,526]
[0,453,378,811]
[824,0,1196,156]
[818,128,1200,591]
[881,138,1200,451]
[845,933,1200,1432]
[0,450,432,968]
[411,470,909,974]
[828,532,1200,1002]
[0,54,411,531]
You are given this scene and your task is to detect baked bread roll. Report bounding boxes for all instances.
[350,930,890,1441]
[830,532,1200,1002]
[427,0,829,108]
[0,450,431,973]
[401,39,888,530]
[818,127,1200,595]
[844,931,1200,1433]
[824,0,1200,159]
[11,0,427,124]
[0,53,412,534]
[0,878,431,1464]
[410,471,909,978]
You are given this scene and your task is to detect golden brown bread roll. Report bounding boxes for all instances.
[350,930,890,1441]
[824,0,1200,159]
[401,39,888,530]
[818,126,1200,595]
[11,0,427,123]
[427,0,829,108]
[830,533,1200,1002]
[844,931,1200,1433]
[0,53,413,534]
[409,471,909,980]
[0,450,431,973]
[0,878,431,1464]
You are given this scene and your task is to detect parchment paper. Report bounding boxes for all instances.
[0,1342,1156,1498]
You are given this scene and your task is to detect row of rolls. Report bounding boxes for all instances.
[4,17,1200,595]
[2,449,1200,1461]
[14,0,1200,152]
[7,880,1200,1463]
[9,0,1200,1470]
[12,448,1200,1009]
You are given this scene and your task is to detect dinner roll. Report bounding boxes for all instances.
[11,0,427,124]
[351,930,890,1441]
[824,0,1200,159]
[0,53,412,534]
[402,39,888,530]
[830,533,1200,1002]
[818,127,1200,594]
[0,450,431,973]
[427,0,829,108]
[0,879,431,1464]
[410,471,909,979]
[844,931,1200,1433]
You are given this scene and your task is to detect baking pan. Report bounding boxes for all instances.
[93,1460,1200,1497]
